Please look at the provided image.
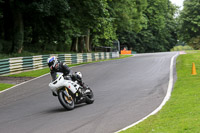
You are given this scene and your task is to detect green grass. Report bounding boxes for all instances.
[121,50,200,133]
[8,68,50,77]
[0,83,14,91]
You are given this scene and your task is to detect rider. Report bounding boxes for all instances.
[47,56,71,81]
[47,56,87,96]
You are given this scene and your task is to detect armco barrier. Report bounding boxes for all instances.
[0,52,119,76]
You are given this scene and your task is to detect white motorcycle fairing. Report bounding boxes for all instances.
[49,74,80,95]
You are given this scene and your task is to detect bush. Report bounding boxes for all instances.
[170,45,194,51]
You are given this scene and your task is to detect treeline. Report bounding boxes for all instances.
[0,0,178,54]
[178,0,200,49]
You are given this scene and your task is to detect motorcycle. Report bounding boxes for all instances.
[49,72,94,110]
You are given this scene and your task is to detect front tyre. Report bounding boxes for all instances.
[85,88,94,104]
[58,89,74,110]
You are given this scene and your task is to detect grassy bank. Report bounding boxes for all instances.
[0,83,14,91]
[121,50,200,133]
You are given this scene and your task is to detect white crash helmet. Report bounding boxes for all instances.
[47,56,58,68]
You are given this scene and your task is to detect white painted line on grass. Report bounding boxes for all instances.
[115,52,179,133]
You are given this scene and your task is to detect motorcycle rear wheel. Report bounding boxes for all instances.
[58,89,74,110]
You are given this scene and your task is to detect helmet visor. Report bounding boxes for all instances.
[48,57,55,67]
[48,61,54,67]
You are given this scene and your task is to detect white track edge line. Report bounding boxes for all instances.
[115,52,179,133]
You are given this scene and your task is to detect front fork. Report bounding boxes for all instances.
[63,88,73,103]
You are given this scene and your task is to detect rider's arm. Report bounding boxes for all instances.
[50,71,57,81]
[61,62,71,76]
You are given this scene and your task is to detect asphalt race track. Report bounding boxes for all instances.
[0,52,178,133]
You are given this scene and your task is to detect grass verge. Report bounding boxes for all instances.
[121,50,200,133]
[0,83,14,91]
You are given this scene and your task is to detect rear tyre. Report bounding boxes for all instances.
[85,89,94,104]
[58,89,74,110]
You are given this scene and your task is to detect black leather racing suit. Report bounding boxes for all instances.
[50,61,71,81]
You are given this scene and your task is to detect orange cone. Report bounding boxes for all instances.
[192,62,197,75]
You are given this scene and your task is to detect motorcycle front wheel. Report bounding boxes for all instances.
[58,89,74,110]
[85,88,94,104]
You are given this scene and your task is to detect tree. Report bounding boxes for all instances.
[0,0,4,51]
[179,0,200,49]
[108,0,147,33]
[108,0,148,52]
[125,0,177,53]
[1,0,24,53]
[23,0,70,52]
[68,0,117,52]
[0,0,70,54]
[0,0,178,54]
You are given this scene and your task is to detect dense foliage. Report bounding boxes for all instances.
[0,0,179,54]
[119,0,178,52]
[179,0,200,49]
